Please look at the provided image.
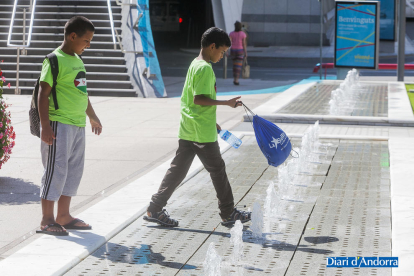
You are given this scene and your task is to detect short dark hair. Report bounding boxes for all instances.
[201,27,231,49]
[234,21,242,32]
[64,16,95,38]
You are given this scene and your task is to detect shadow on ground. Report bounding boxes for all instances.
[0,177,39,205]
[147,225,336,255]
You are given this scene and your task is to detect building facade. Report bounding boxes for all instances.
[240,0,335,46]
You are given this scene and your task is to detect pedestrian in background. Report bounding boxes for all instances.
[229,21,247,85]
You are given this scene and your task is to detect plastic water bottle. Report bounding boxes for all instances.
[218,129,242,149]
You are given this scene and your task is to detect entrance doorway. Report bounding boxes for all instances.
[149,0,215,50]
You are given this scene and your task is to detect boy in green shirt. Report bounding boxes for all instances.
[144,27,251,227]
[36,16,102,236]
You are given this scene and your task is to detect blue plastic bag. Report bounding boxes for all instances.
[244,103,292,167]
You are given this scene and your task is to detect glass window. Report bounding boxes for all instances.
[151,4,166,16]
[168,4,179,16]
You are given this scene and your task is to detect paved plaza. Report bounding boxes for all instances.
[65,137,391,276]
[0,78,413,275]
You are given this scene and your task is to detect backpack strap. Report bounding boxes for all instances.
[46,53,59,110]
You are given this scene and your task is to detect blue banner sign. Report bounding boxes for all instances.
[335,1,380,69]
[327,257,398,267]
[379,0,396,41]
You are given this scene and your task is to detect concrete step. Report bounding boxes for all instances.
[0,18,122,28]
[1,70,130,81]
[4,78,132,90]
[0,62,127,73]
[5,40,118,49]
[0,0,133,97]
[2,86,137,97]
[2,33,120,42]
[0,25,121,34]
[0,5,122,13]
[0,47,124,57]
[0,11,122,21]
[0,54,125,65]
[38,0,119,4]
[0,1,121,7]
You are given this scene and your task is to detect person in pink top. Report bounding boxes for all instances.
[229,21,247,85]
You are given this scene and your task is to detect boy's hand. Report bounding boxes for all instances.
[41,124,56,145]
[216,123,221,131]
[227,96,242,108]
[89,116,102,135]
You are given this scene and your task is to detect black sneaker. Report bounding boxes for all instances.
[221,208,251,226]
[143,209,179,227]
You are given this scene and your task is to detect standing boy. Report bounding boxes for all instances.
[36,16,102,236]
[144,27,251,227]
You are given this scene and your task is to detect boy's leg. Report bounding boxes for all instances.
[56,126,89,228]
[40,199,62,232]
[39,121,70,233]
[191,141,234,220]
[148,139,196,214]
[40,121,72,201]
[55,195,90,228]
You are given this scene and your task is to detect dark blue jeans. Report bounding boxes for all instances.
[148,139,234,219]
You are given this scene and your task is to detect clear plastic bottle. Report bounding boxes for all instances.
[218,129,242,149]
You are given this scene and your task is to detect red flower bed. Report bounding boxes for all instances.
[0,63,16,169]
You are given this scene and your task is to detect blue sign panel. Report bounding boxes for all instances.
[379,0,396,41]
[138,0,167,97]
[335,1,379,69]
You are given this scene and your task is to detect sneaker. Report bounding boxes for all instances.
[221,208,251,226]
[143,209,179,227]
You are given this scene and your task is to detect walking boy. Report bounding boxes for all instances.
[36,16,102,236]
[144,27,251,227]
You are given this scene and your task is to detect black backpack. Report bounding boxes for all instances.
[29,53,59,138]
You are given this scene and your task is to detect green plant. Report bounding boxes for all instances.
[406,84,414,113]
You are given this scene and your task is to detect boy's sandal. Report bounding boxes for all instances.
[62,218,92,230]
[36,223,69,236]
[143,209,179,227]
[221,208,252,226]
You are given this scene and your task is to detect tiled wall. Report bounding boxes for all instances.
[241,0,333,46]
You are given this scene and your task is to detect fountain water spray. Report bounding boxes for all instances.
[272,121,323,207]
[251,201,263,240]
[203,242,222,276]
[265,182,278,221]
[230,220,244,264]
[329,69,363,115]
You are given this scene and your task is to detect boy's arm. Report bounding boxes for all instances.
[38,81,55,145]
[86,98,102,135]
[194,95,242,108]
[193,67,241,108]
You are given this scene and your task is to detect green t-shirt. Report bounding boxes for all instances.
[178,59,217,143]
[39,48,88,127]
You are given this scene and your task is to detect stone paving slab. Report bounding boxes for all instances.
[243,81,414,127]
[277,83,388,117]
[285,140,391,276]
[65,135,391,276]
